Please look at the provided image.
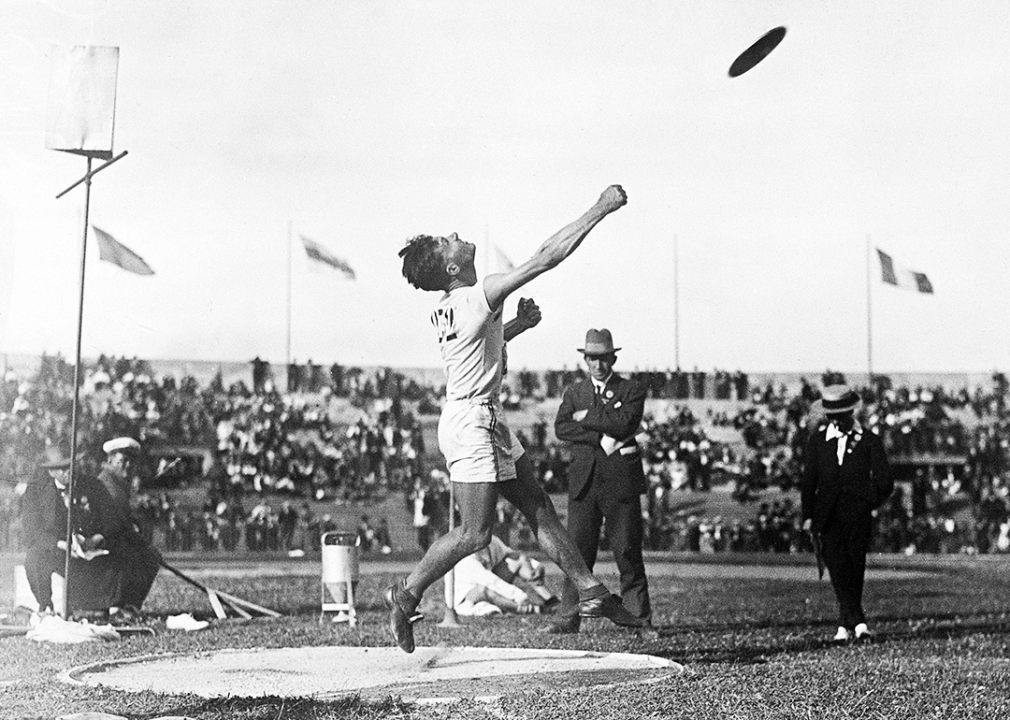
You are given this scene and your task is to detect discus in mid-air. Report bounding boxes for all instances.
[728,26,787,78]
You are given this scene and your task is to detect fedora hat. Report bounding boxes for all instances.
[40,446,73,470]
[578,328,621,356]
[821,384,859,414]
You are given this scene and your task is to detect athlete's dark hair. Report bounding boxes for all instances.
[399,235,450,291]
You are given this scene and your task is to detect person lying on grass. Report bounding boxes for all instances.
[453,535,559,616]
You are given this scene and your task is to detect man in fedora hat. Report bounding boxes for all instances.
[547,327,652,633]
[801,384,894,642]
[390,185,644,653]
[21,448,119,614]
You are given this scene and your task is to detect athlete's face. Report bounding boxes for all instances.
[442,233,476,275]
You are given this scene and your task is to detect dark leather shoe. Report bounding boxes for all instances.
[384,582,423,654]
[580,593,646,628]
[541,615,581,634]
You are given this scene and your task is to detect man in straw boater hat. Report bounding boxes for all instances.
[546,328,652,634]
[801,384,894,642]
[391,185,645,653]
[95,437,162,617]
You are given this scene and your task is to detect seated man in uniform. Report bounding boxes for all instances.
[452,535,559,616]
[96,437,162,616]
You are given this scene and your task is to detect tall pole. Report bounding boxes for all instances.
[62,156,93,618]
[673,234,680,370]
[866,235,874,385]
[286,221,293,370]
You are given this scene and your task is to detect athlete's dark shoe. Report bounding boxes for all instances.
[579,593,647,628]
[384,582,423,654]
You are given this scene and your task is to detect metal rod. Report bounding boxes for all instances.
[673,233,680,370]
[55,150,128,199]
[866,235,874,384]
[62,156,94,617]
[159,558,211,593]
[286,220,292,369]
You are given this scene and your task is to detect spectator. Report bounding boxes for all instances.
[452,535,558,617]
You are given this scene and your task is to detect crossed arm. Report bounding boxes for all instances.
[555,381,647,447]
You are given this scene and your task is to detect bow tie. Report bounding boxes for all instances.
[824,421,861,465]
[824,423,845,442]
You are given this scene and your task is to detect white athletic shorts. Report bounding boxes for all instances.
[438,398,525,484]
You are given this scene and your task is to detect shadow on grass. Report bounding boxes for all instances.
[874,610,1010,643]
[650,630,842,665]
[647,609,1010,665]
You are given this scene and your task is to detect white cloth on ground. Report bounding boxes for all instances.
[26,614,120,644]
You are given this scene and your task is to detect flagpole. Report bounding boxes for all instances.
[286,221,292,371]
[673,233,680,370]
[866,234,874,385]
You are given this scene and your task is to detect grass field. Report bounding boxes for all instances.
[3,554,1010,719]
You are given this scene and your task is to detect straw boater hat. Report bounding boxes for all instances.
[578,328,621,356]
[821,384,860,414]
[103,437,141,455]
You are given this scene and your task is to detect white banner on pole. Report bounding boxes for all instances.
[45,45,119,159]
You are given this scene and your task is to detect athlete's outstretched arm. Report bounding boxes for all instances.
[484,185,627,311]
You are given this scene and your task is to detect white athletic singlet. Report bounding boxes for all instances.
[431,283,503,401]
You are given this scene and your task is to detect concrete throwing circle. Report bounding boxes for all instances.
[66,645,683,703]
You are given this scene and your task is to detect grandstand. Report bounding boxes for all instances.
[1,352,1007,560]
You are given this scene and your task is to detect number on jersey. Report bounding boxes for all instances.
[431,307,457,343]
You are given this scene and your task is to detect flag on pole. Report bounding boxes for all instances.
[300,236,355,279]
[91,225,154,275]
[876,249,933,294]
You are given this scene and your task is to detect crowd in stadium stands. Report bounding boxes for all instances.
[124,490,398,556]
[1,353,1009,558]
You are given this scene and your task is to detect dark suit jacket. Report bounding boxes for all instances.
[554,373,647,501]
[21,469,124,610]
[21,472,69,552]
[96,467,147,553]
[801,422,894,534]
[22,470,116,550]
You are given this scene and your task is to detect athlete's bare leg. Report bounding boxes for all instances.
[496,453,601,594]
[402,481,497,598]
[385,457,643,653]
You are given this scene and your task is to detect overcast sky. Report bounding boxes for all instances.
[1,1,1008,375]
